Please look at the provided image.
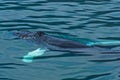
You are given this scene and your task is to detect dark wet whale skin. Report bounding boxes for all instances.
[12,31,92,50]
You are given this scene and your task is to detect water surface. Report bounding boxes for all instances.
[0,0,120,80]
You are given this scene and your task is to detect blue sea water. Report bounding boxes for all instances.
[0,0,120,80]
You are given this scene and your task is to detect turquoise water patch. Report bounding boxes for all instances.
[87,40,120,46]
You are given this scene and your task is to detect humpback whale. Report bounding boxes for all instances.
[11,30,93,62]
[10,30,120,63]
[12,30,91,50]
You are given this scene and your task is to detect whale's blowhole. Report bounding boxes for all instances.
[35,31,45,37]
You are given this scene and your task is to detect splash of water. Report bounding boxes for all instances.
[22,48,46,63]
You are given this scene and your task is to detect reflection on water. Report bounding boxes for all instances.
[0,0,120,80]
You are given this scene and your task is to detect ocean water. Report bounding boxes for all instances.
[0,0,120,80]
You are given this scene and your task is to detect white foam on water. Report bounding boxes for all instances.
[22,48,46,63]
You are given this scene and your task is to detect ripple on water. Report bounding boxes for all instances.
[0,0,120,80]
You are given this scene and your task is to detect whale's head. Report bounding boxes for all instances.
[12,30,32,39]
[11,30,47,48]
[12,30,46,40]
